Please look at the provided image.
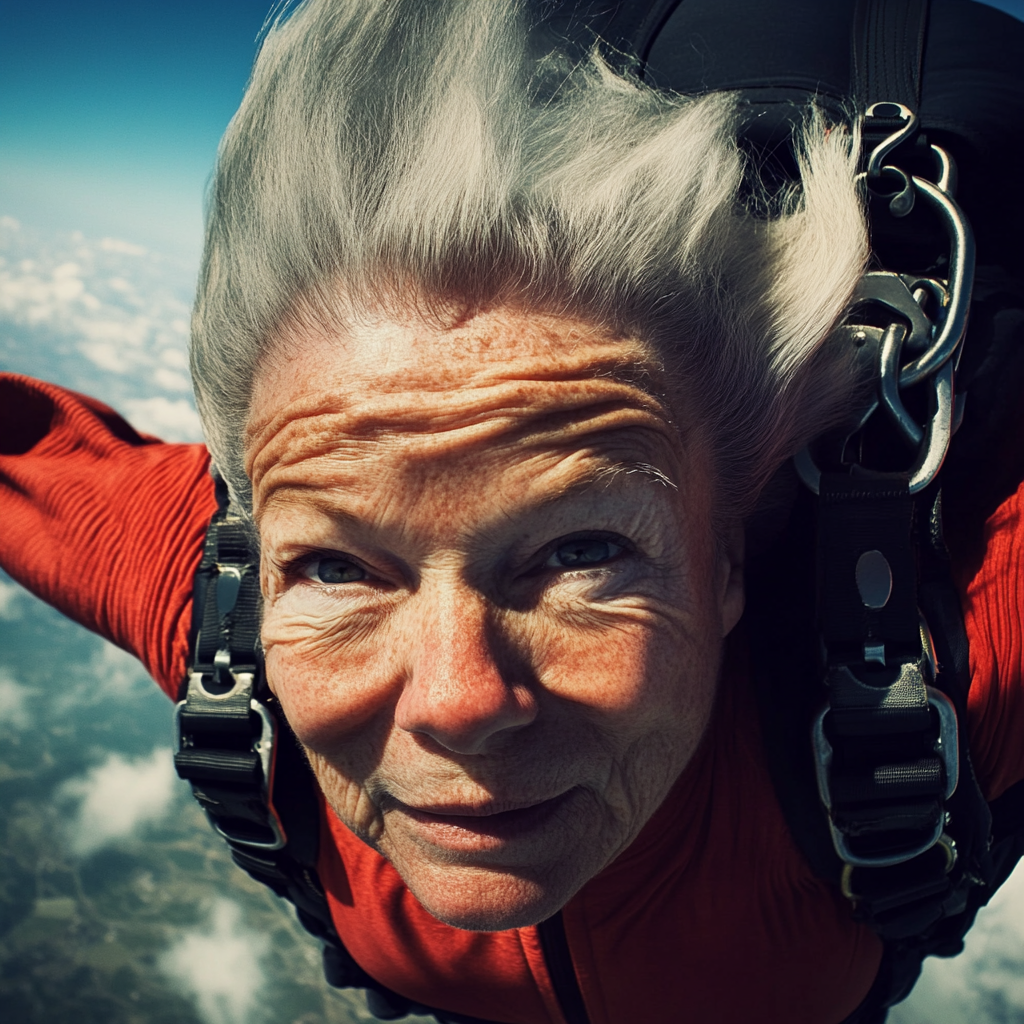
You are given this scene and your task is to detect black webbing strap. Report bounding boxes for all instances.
[538,914,591,1024]
[812,0,977,939]
[852,0,929,112]
[851,0,931,190]
[816,476,949,875]
[818,476,920,667]
[811,472,998,941]
[174,480,284,849]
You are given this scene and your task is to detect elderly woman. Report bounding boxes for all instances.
[2,1,1024,1022]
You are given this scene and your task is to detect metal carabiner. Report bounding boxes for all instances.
[794,135,971,497]
[907,358,955,493]
[851,272,935,353]
[897,159,976,388]
[796,327,955,495]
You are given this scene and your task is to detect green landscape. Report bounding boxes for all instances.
[0,575,399,1024]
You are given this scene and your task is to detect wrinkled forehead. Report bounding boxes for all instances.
[248,307,666,412]
[244,308,699,510]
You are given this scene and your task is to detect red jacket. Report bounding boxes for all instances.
[2,373,1022,1024]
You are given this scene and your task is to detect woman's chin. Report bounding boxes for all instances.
[398,860,571,932]
[371,786,607,930]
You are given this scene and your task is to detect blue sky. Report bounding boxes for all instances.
[1,0,277,262]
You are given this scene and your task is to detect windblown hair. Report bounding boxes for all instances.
[191,0,869,519]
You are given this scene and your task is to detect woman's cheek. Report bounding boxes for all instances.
[532,621,651,714]
[307,749,386,845]
[261,593,398,750]
[261,596,394,846]
[526,590,697,719]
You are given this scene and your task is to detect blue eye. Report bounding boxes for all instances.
[545,538,624,569]
[304,558,367,584]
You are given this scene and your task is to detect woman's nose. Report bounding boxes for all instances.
[393,585,538,754]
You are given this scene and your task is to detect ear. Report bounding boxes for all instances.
[716,525,745,637]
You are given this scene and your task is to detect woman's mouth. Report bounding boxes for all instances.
[390,790,578,852]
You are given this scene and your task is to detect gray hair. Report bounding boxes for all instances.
[191,0,868,520]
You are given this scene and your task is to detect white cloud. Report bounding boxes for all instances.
[50,262,85,300]
[0,262,88,324]
[77,339,133,374]
[0,215,21,232]
[0,223,206,445]
[160,900,270,1024]
[152,366,192,392]
[0,223,195,395]
[48,639,153,716]
[0,577,23,619]
[78,315,151,348]
[891,859,1024,1023]
[159,346,189,368]
[58,747,179,856]
[122,395,203,442]
[90,641,152,698]
[99,237,147,257]
[0,669,33,730]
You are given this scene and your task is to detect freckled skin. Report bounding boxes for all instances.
[248,309,744,931]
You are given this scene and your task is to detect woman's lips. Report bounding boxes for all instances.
[391,790,577,851]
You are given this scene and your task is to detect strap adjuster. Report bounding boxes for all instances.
[813,682,958,867]
[174,668,287,851]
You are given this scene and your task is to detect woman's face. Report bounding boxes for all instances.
[248,308,744,931]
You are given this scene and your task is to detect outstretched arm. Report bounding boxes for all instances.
[959,480,1024,802]
[0,374,217,699]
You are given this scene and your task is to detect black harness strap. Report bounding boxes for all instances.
[538,914,591,1024]
[814,477,994,936]
[852,0,929,113]
[174,483,373,989]
[817,476,920,668]
[815,479,951,890]
[731,0,1021,1015]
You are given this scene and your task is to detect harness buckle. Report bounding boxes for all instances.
[174,666,287,851]
[812,679,959,868]
[839,832,958,905]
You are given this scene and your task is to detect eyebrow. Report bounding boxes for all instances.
[597,461,678,491]
[526,459,678,510]
[259,456,678,532]
[479,460,680,536]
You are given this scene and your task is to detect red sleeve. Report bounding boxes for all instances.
[0,374,218,700]
[959,479,1024,801]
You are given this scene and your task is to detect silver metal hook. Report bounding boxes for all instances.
[897,169,975,388]
[864,102,918,180]
[879,322,924,446]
